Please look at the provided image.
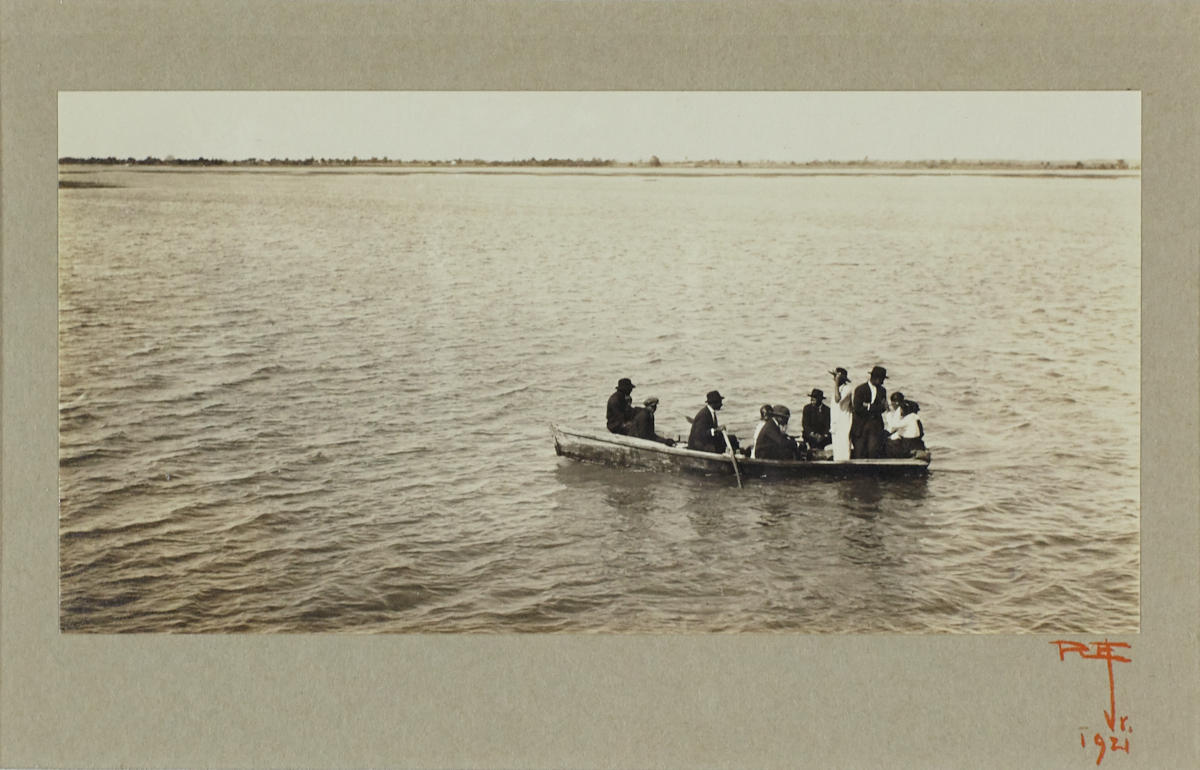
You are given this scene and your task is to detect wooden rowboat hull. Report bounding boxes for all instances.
[551,424,930,479]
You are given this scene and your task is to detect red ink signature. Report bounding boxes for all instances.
[1051,640,1132,765]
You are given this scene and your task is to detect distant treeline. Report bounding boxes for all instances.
[802,158,1136,171]
[58,156,1138,171]
[58,156,619,168]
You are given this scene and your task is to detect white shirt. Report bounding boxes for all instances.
[749,420,768,458]
[834,382,854,413]
[889,412,923,439]
[883,406,903,431]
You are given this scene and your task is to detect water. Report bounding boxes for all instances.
[58,166,1140,633]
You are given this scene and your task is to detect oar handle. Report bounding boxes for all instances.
[723,429,743,489]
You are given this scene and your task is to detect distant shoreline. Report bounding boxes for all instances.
[58,157,1138,172]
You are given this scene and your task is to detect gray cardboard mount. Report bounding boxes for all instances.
[2,2,1197,768]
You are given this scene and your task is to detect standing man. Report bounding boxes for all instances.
[801,388,832,451]
[606,377,636,434]
[629,396,676,446]
[850,366,889,458]
[687,390,738,453]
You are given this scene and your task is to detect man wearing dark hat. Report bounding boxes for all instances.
[772,405,805,459]
[801,389,832,451]
[606,377,636,434]
[687,390,738,453]
[629,396,676,446]
[752,404,802,460]
[850,365,889,458]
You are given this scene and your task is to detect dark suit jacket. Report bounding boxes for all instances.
[850,382,888,440]
[629,407,672,445]
[801,403,831,441]
[687,405,726,453]
[753,419,800,460]
[606,390,634,433]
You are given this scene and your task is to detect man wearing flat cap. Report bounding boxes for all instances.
[687,390,739,453]
[851,366,889,458]
[606,377,636,435]
[801,389,832,451]
[629,396,676,446]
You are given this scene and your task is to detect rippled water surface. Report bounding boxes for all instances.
[58,167,1139,633]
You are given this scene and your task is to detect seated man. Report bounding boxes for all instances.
[772,405,805,459]
[801,388,832,450]
[606,377,636,434]
[752,404,803,460]
[628,396,676,446]
[687,390,739,453]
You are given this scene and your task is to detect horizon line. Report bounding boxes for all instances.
[58,156,1141,166]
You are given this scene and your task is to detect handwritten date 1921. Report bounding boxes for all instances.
[1082,727,1131,765]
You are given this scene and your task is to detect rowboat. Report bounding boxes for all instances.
[551,424,931,480]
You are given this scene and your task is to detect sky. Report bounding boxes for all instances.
[58,91,1141,163]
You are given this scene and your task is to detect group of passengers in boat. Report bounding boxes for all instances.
[606,377,677,446]
[605,367,926,461]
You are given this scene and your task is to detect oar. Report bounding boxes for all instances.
[721,428,743,489]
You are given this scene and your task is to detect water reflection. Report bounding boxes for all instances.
[756,494,795,527]
[838,474,929,508]
[839,514,887,565]
[601,476,658,513]
[840,476,884,508]
[684,486,730,539]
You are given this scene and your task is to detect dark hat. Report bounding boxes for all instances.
[643,396,660,407]
[705,390,724,405]
[809,388,824,400]
[772,404,791,420]
[903,399,920,414]
[870,366,888,380]
[617,377,635,392]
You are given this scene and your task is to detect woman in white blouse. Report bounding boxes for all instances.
[885,400,926,458]
[882,390,905,433]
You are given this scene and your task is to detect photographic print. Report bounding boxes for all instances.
[58,90,1140,634]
